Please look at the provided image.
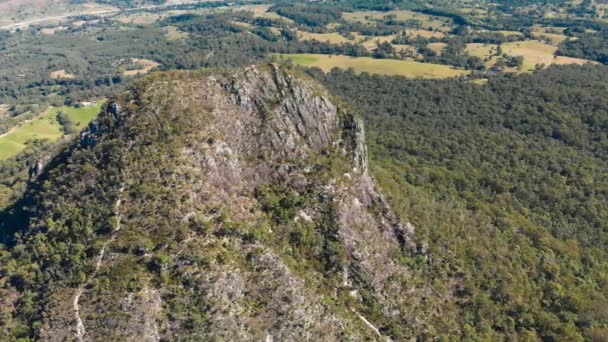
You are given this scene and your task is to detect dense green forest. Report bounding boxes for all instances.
[308,64,608,340]
[558,28,608,64]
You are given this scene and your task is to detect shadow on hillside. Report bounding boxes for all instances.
[0,145,74,246]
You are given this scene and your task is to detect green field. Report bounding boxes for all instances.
[466,43,497,59]
[0,101,103,160]
[531,31,569,45]
[279,54,469,79]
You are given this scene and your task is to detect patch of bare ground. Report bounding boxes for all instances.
[40,26,67,35]
[122,58,161,76]
[50,69,75,79]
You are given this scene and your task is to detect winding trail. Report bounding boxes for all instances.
[353,309,391,341]
[73,185,125,341]
[72,288,86,342]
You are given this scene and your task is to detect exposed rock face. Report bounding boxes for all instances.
[1,65,419,341]
[27,160,44,180]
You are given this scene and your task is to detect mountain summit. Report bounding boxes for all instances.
[1,64,420,340]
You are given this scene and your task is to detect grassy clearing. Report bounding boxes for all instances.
[406,29,445,38]
[0,101,103,160]
[595,3,608,17]
[278,54,469,79]
[496,30,524,37]
[114,12,161,25]
[532,31,569,45]
[509,41,552,65]
[257,12,293,22]
[61,103,103,127]
[343,10,450,31]
[350,32,368,42]
[297,31,352,44]
[532,25,566,34]
[237,4,293,22]
[464,41,591,72]
[342,11,377,24]
[122,58,161,76]
[361,34,397,50]
[40,26,66,35]
[165,26,189,41]
[470,78,488,85]
[72,20,87,27]
[50,69,75,79]
[268,27,282,35]
[162,8,213,18]
[552,55,596,65]
[237,4,273,14]
[393,44,419,56]
[230,20,254,29]
[502,40,592,71]
[466,43,498,65]
[531,24,569,45]
[428,42,448,55]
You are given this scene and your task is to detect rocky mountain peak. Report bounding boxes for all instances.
[1,64,419,341]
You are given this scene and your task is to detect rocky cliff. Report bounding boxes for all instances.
[0,64,421,341]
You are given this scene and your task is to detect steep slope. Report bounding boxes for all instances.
[0,64,421,340]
